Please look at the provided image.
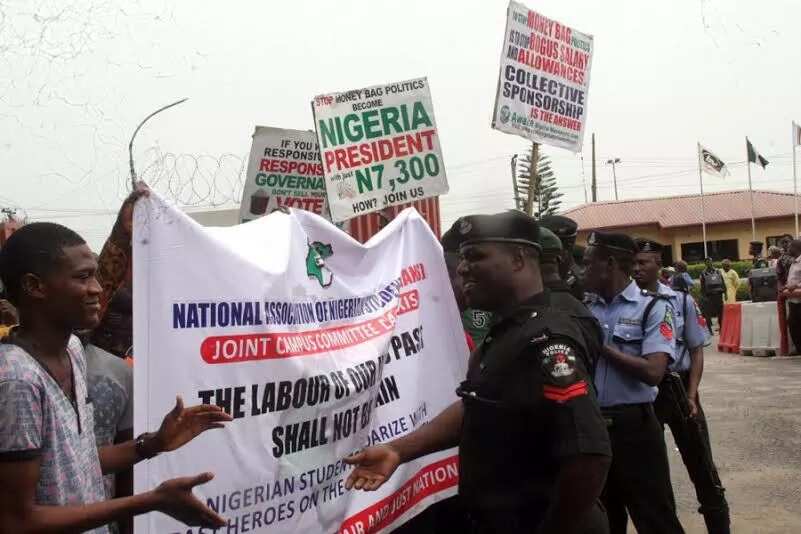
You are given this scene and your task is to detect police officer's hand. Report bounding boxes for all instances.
[343,445,401,491]
[687,395,699,419]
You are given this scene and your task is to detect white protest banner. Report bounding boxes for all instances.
[240,126,330,223]
[492,1,594,152]
[312,77,449,223]
[133,193,467,533]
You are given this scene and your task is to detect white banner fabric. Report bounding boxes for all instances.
[133,194,467,533]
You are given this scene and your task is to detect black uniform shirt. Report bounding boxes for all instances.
[458,291,611,520]
[564,263,586,301]
[548,288,604,375]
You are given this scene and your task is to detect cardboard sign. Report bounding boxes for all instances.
[313,77,449,222]
[492,2,594,152]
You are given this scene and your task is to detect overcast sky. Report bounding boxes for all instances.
[1,0,799,249]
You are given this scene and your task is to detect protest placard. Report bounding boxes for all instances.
[240,126,330,223]
[492,1,594,152]
[312,77,449,223]
[133,194,467,533]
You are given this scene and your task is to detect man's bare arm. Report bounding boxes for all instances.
[391,400,463,463]
[345,401,463,491]
[0,456,223,533]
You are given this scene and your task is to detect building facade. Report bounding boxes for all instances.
[563,190,799,263]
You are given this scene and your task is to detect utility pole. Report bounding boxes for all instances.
[606,157,621,201]
[510,154,520,210]
[591,133,597,202]
[524,142,540,216]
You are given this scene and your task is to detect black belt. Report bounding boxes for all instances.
[601,402,653,427]
[601,402,651,414]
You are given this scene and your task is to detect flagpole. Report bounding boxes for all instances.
[697,142,708,258]
[794,121,799,237]
[746,137,756,241]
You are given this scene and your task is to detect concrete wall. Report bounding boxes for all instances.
[576,216,797,262]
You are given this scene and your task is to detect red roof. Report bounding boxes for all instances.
[562,190,800,231]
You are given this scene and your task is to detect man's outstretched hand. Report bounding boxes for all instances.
[344,445,401,492]
[153,396,232,454]
[153,472,226,527]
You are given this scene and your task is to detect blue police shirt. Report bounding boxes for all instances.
[658,282,709,373]
[586,280,676,407]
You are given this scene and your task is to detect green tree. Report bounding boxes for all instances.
[513,144,563,219]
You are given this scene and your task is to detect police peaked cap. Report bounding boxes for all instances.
[458,210,542,251]
[634,238,664,254]
[539,215,578,240]
[587,231,637,255]
[538,227,563,254]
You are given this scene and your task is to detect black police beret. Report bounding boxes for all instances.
[459,210,541,251]
[587,231,637,254]
[538,227,563,254]
[539,215,578,239]
[572,244,586,262]
[634,238,664,254]
[441,220,463,253]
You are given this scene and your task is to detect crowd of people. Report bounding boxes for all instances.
[2,184,800,533]
[347,211,734,533]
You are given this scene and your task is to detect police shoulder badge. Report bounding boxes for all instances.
[659,306,674,341]
[539,342,588,402]
[458,218,472,235]
[694,302,707,328]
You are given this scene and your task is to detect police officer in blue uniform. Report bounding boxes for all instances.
[633,239,730,534]
[345,211,611,533]
[582,231,685,534]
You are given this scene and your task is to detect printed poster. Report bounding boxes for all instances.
[313,77,449,223]
[492,1,594,152]
[240,126,330,223]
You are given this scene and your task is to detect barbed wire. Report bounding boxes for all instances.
[135,146,247,208]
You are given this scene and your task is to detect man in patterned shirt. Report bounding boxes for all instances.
[0,221,231,532]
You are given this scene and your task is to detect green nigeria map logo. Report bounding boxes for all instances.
[306,241,334,288]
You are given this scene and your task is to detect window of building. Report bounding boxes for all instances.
[661,245,674,267]
[681,239,738,263]
[767,234,793,248]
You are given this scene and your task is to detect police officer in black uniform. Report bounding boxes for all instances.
[540,226,605,376]
[540,215,584,300]
[345,211,611,533]
[540,226,571,293]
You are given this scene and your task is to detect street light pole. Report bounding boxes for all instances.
[606,158,621,201]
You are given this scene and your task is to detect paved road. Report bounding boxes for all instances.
[664,343,801,533]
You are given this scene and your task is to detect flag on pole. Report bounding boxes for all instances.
[746,138,769,168]
[793,121,801,146]
[699,145,730,178]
